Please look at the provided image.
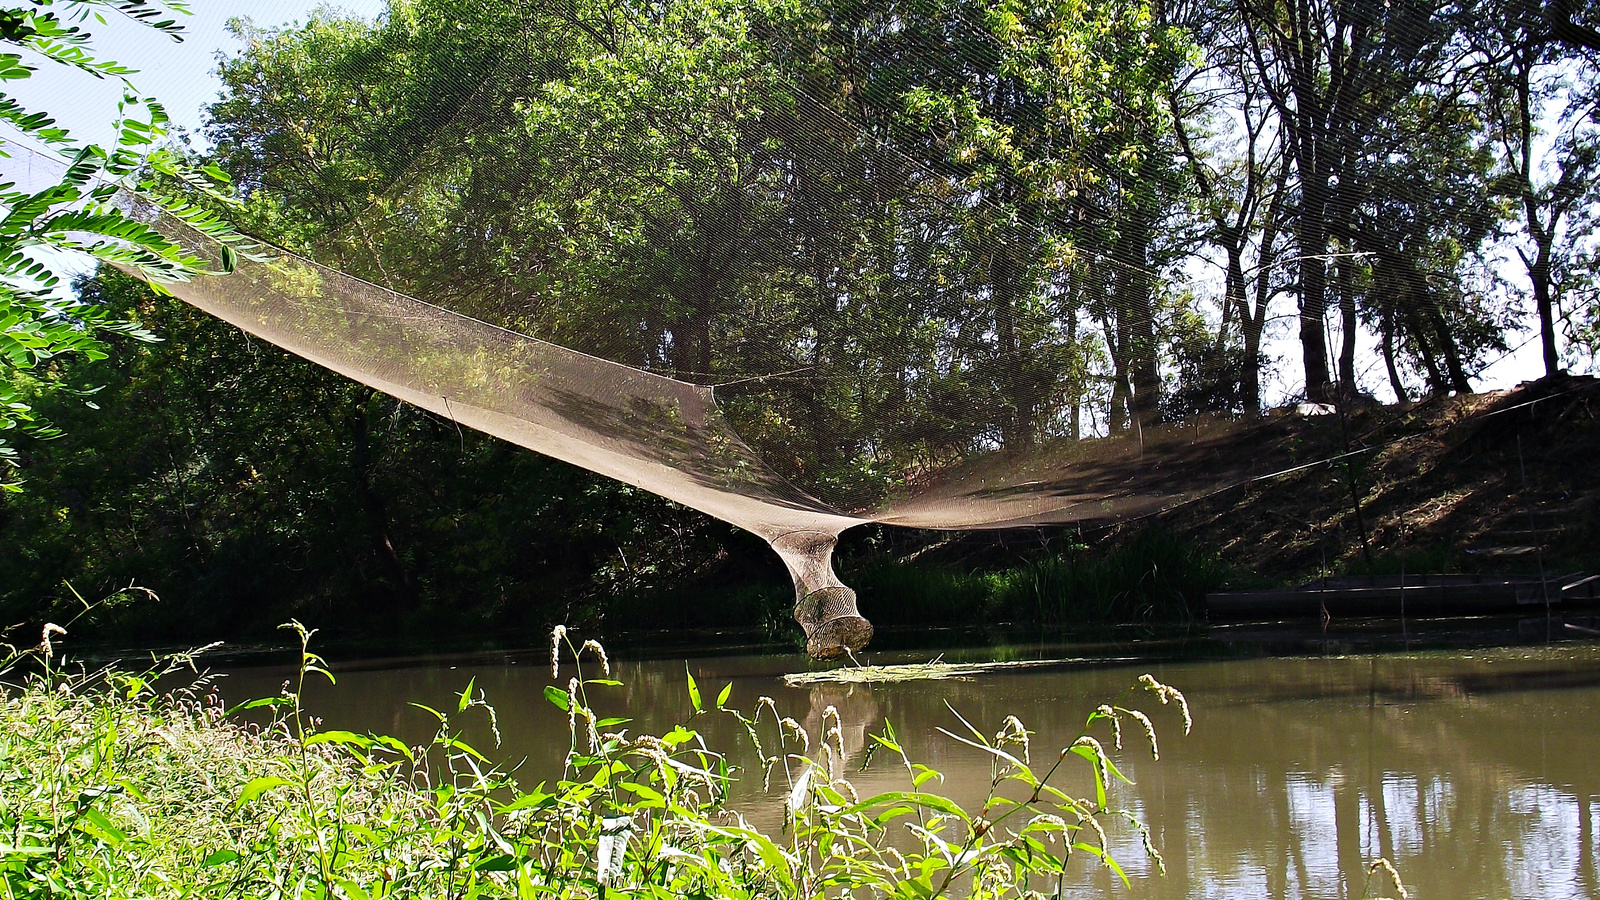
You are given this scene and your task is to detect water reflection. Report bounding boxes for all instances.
[218,645,1600,899]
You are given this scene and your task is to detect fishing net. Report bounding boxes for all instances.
[9,0,1597,655]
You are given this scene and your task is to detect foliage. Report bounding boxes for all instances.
[4,0,1600,648]
[853,528,1229,627]
[0,271,757,643]
[0,623,1197,898]
[0,0,245,490]
[193,0,1600,472]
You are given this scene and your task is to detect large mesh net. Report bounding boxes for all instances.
[7,0,1598,655]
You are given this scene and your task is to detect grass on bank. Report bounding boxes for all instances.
[0,620,1418,899]
[851,529,1232,629]
[1,621,1209,899]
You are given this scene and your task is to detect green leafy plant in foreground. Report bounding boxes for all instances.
[1,0,250,491]
[0,619,1409,898]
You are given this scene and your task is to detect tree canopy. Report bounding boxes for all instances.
[3,0,1599,637]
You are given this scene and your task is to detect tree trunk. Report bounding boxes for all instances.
[1405,305,1447,396]
[1228,243,1264,415]
[1107,320,1132,434]
[1113,188,1159,428]
[1068,308,1082,439]
[1526,240,1561,377]
[1337,242,1358,397]
[1381,308,1409,403]
[1297,176,1332,401]
[1428,305,1473,394]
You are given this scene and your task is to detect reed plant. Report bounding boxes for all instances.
[1,619,1402,899]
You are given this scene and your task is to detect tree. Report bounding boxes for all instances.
[1171,0,1295,414]
[0,0,240,489]
[1354,90,1505,397]
[1471,2,1600,377]
[1238,0,1472,401]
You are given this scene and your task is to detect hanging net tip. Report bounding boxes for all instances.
[795,585,873,659]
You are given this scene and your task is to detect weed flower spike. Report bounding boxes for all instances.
[549,625,567,678]
[1126,708,1160,760]
[39,623,65,661]
[580,639,611,676]
[567,676,580,735]
[1139,673,1192,734]
[998,714,1031,763]
[1095,704,1122,750]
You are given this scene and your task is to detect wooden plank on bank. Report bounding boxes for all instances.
[1205,574,1586,620]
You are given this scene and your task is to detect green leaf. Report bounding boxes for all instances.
[716,681,732,708]
[661,725,697,748]
[686,665,702,713]
[619,781,665,804]
[75,807,126,846]
[371,735,415,761]
[235,776,291,808]
[458,676,476,712]
[302,730,375,751]
[842,791,971,823]
[1071,744,1108,808]
[473,854,518,872]
[1073,842,1131,887]
[444,737,490,763]
[935,727,1036,787]
[497,790,554,813]
[542,684,570,711]
[201,849,240,866]
[410,701,447,722]
[224,696,288,715]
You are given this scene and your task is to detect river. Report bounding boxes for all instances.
[216,627,1600,899]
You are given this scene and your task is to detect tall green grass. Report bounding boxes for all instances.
[0,622,1203,898]
[856,529,1230,628]
[1,617,1418,899]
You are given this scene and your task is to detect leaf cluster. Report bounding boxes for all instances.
[0,0,248,491]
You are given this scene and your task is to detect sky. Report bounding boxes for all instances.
[4,0,1563,403]
[3,1,386,323]
[7,0,387,150]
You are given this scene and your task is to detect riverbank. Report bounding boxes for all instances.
[815,375,1600,634]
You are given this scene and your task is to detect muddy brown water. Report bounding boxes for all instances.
[216,639,1600,899]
